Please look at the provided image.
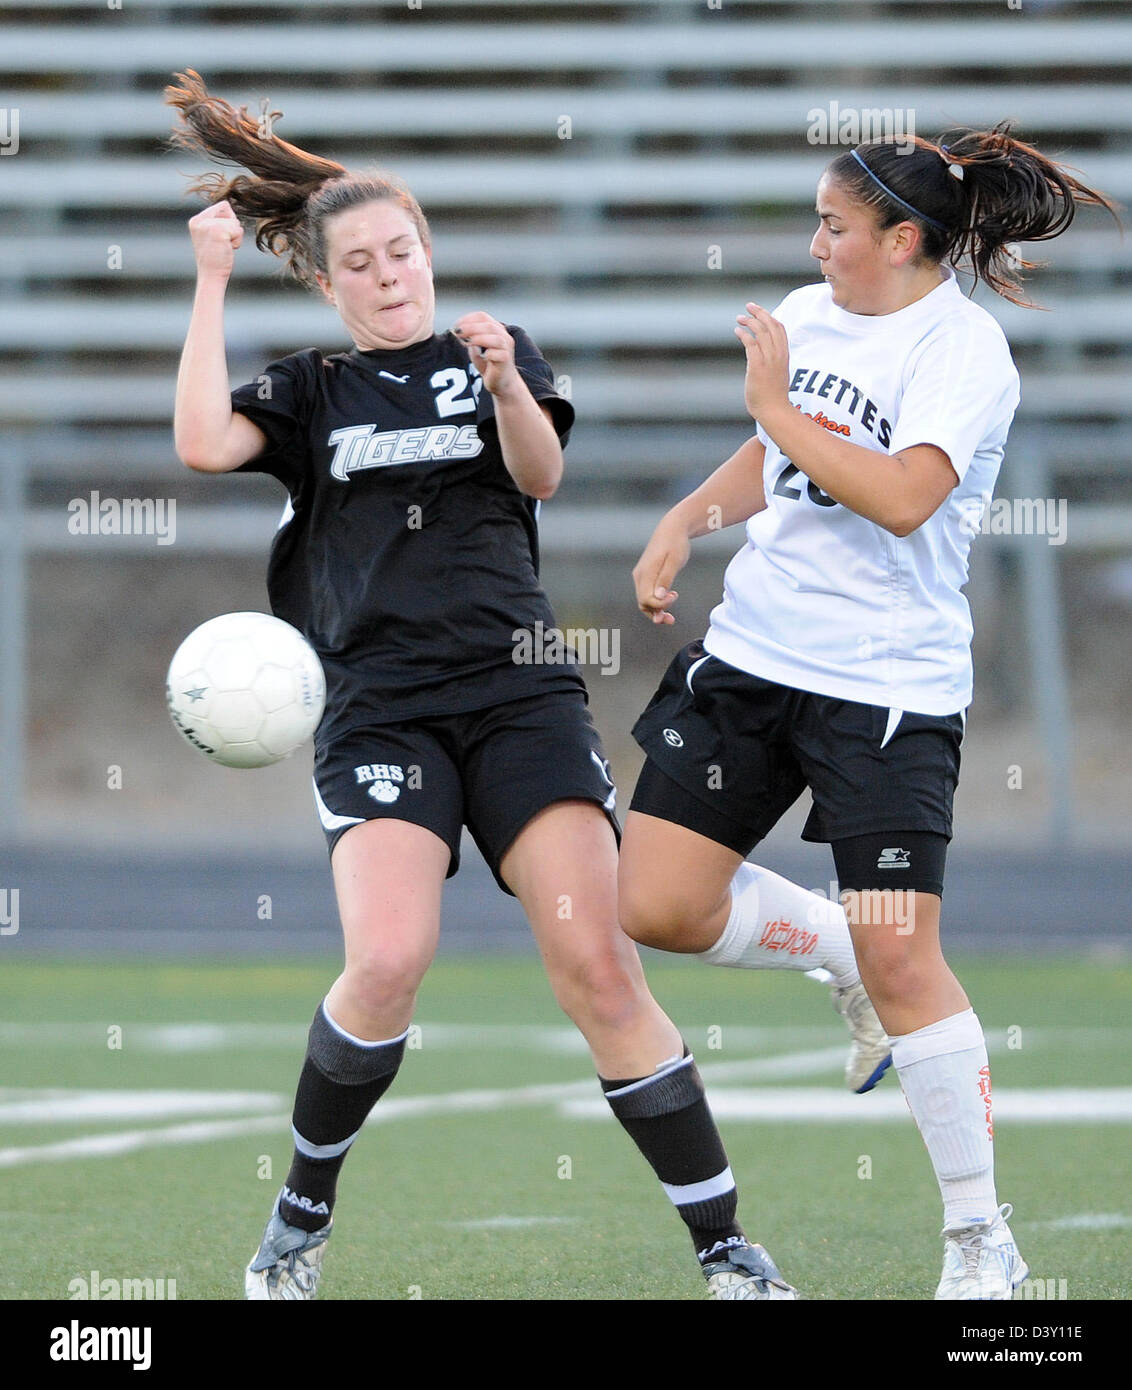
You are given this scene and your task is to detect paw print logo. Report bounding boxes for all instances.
[368,780,401,804]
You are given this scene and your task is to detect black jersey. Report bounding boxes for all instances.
[230,326,585,740]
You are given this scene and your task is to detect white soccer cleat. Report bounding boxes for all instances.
[831,980,892,1093]
[245,1192,332,1301]
[935,1203,1029,1300]
[701,1239,799,1300]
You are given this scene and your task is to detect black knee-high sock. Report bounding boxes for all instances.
[279,1001,407,1233]
[601,1048,746,1262]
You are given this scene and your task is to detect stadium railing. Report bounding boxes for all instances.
[1,0,1129,847]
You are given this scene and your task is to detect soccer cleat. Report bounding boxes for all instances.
[245,1192,332,1301]
[701,1239,799,1300]
[832,980,892,1093]
[935,1203,1029,1300]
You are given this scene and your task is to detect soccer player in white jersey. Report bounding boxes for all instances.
[621,126,1117,1299]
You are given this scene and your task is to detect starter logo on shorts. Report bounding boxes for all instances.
[662,728,684,748]
[327,422,483,480]
[876,847,911,869]
[354,761,405,804]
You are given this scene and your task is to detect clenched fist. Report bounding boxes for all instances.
[188,199,244,279]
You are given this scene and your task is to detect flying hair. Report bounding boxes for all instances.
[164,69,431,289]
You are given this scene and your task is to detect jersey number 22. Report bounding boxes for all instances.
[431,367,482,419]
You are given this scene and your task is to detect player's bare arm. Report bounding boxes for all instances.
[175,200,268,473]
[452,311,564,500]
[736,301,956,536]
[633,436,767,625]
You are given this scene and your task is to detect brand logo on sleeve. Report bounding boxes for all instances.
[876,847,911,869]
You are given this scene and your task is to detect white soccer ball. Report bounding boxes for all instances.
[166,612,326,768]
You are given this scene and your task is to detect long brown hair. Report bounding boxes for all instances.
[164,69,431,288]
[829,124,1121,306]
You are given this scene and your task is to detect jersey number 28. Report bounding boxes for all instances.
[773,461,838,509]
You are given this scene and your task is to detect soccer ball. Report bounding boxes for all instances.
[166,612,326,768]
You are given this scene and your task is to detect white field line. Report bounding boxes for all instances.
[2,1044,1131,1171]
[0,1021,840,1053]
[453,1216,578,1230]
[0,1046,852,1169]
[3,1021,1120,1054]
[0,1089,284,1124]
[1035,1213,1132,1230]
[0,1113,288,1169]
[562,1088,1132,1123]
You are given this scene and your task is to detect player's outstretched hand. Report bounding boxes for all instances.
[188,200,244,280]
[451,312,520,396]
[735,302,790,421]
[632,518,690,625]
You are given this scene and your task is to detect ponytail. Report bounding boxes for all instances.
[830,123,1121,306]
[165,70,430,288]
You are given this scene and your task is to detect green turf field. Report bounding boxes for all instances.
[2,954,1128,1301]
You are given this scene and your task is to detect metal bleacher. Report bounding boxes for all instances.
[1,0,1130,841]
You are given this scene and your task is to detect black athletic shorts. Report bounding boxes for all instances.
[630,641,962,896]
[313,690,619,894]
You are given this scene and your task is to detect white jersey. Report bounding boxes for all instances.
[703,267,1020,716]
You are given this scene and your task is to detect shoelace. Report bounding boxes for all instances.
[957,1234,985,1276]
[267,1247,318,1294]
[289,1250,319,1287]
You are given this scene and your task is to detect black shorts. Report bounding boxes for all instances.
[630,641,961,896]
[313,690,619,895]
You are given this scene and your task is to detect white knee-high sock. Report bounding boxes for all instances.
[890,1008,998,1228]
[696,861,860,988]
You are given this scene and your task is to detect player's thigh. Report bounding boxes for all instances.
[834,831,947,956]
[500,797,649,988]
[330,818,449,986]
[459,689,619,896]
[460,692,648,997]
[844,879,941,948]
[833,829,959,1024]
[618,811,743,950]
[314,722,465,983]
[625,646,805,942]
[794,698,960,987]
[619,756,789,949]
[499,796,618,935]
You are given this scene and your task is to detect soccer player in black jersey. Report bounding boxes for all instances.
[166,70,794,1300]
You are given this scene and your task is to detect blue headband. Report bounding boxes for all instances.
[849,149,949,233]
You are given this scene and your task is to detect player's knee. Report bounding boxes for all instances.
[619,873,668,944]
[548,951,649,1035]
[340,945,430,1016]
[618,889,700,951]
[854,944,932,1011]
